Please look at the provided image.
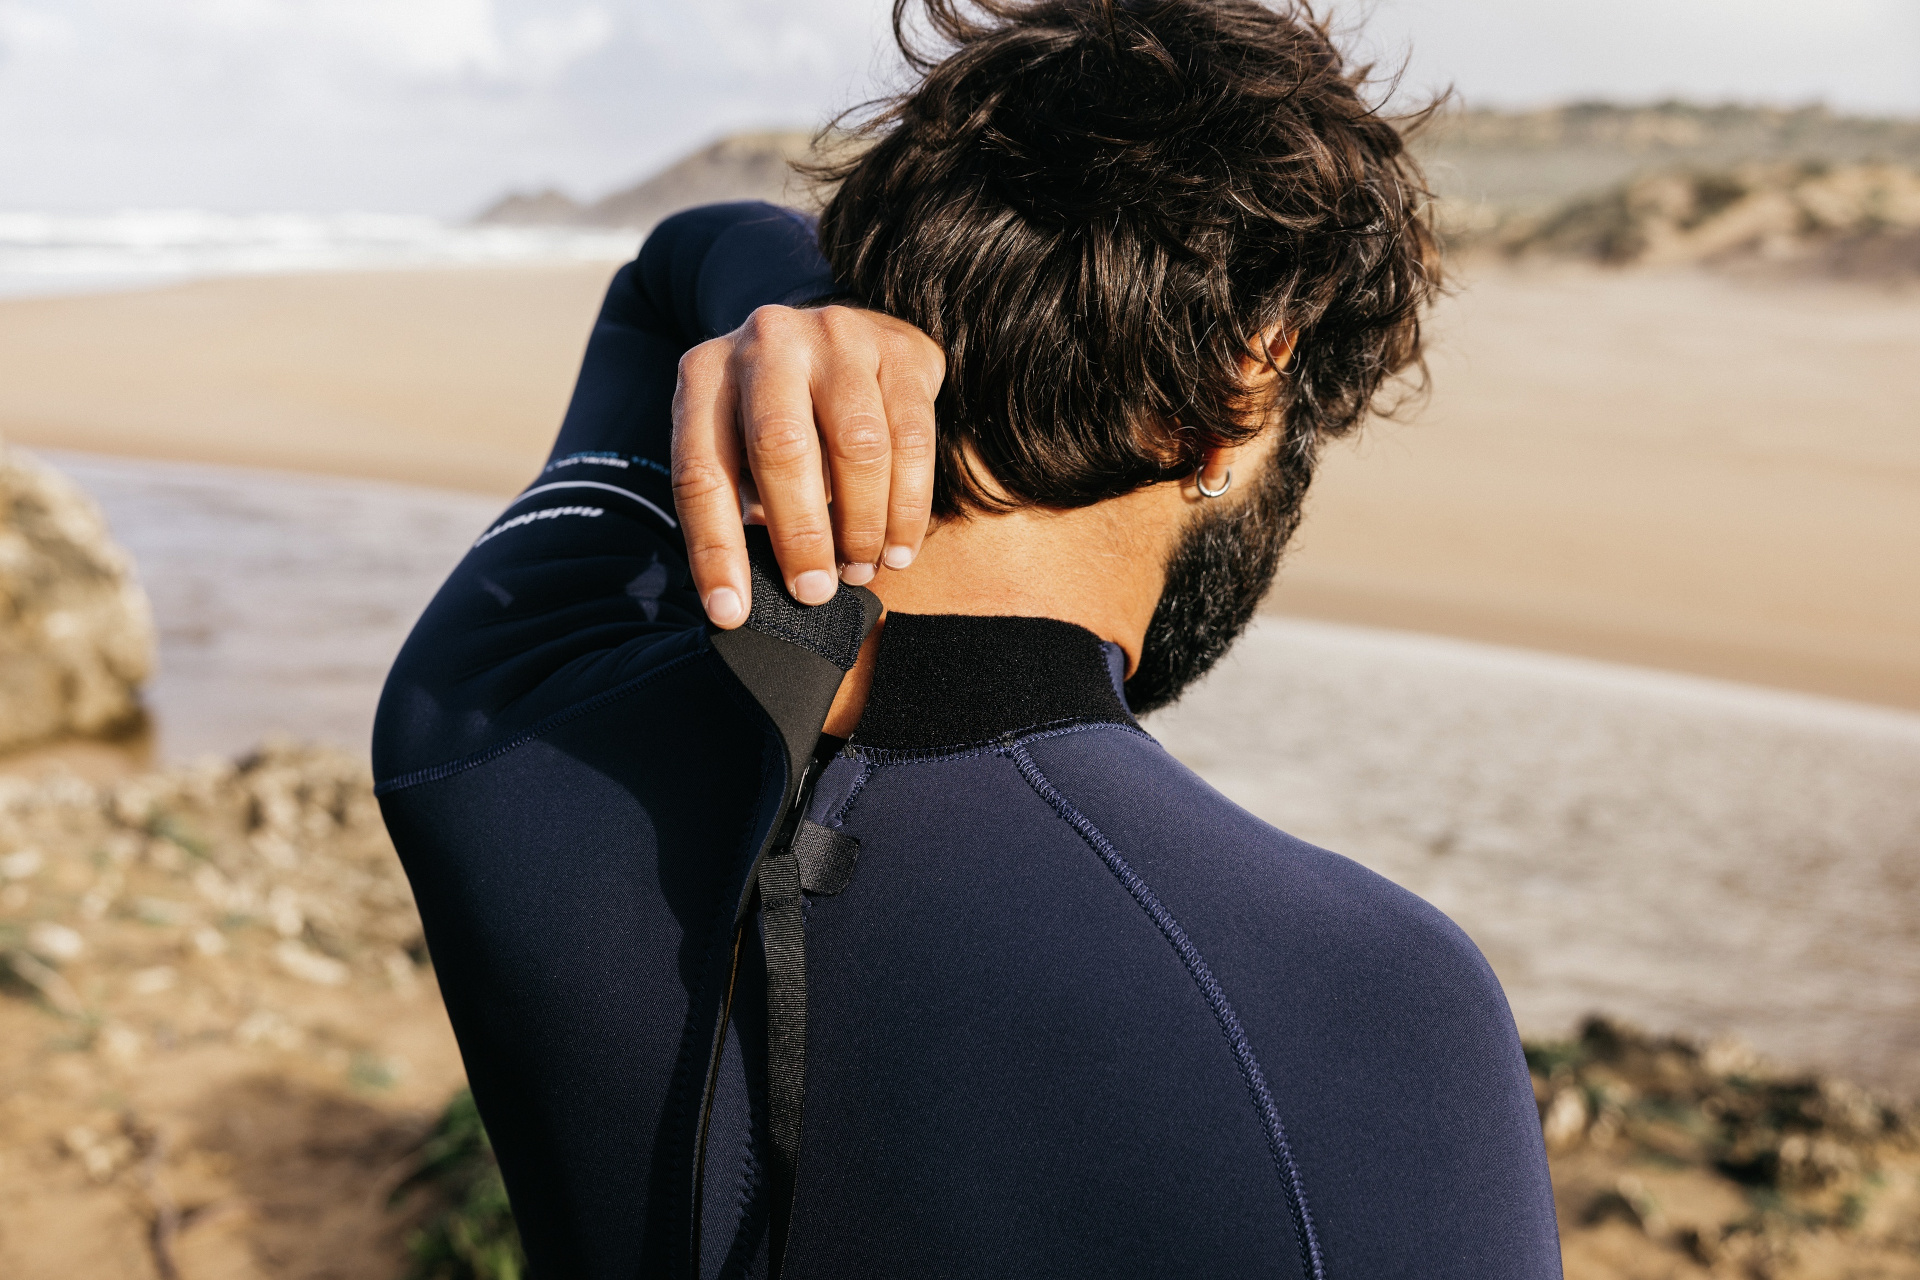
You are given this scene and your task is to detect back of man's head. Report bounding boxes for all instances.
[818,0,1439,518]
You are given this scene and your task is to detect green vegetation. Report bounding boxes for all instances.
[1529,1016,1917,1261]
[391,1091,527,1280]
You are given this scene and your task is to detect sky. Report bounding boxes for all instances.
[0,0,1915,216]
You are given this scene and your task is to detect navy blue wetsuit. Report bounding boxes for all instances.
[374,202,1564,1279]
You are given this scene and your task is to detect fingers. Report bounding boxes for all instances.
[874,329,941,571]
[673,304,947,625]
[810,311,893,586]
[672,340,752,626]
[734,311,840,605]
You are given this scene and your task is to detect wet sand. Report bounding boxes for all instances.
[2,261,1916,709]
[1154,621,1920,1094]
[14,451,1920,1093]
[5,261,1918,1092]
[33,451,500,763]
[0,263,621,493]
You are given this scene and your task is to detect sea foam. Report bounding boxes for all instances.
[0,209,640,299]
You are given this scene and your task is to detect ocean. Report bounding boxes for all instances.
[0,208,638,299]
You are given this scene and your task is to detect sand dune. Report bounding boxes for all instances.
[1,260,1915,708]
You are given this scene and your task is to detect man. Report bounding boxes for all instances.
[375,2,1563,1277]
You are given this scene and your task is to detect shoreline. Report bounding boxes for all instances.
[4,260,1918,711]
[3,451,1915,1104]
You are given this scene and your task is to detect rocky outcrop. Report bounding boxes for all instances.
[0,743,447,1280]
[0,443,154,752]
[1422,103,1920,170]
[1537,1017,1920,1278]
[474,130,844,230]
[473,187,588,226]
[1500,161,1920,272]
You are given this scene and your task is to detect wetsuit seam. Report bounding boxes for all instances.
[844,719,1154,766]
[823,761,875,827]
[374,644,711,795]
[1004,741,1328,1280]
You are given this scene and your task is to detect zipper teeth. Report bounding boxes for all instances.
[689,926,747,1277]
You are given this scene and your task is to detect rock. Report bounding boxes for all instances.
[0,442,154,753]
[472,187,586,226]
[274,939,349,986]
[1496,161,1920,273]
[0,848,42,879]
[473,130,851,232]
[26,920,85,962]
[581,131,826,229]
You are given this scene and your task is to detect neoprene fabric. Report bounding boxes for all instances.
[374,201,1564,1279]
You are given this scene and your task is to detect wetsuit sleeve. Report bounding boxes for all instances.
[372,200,837,787]
[536,200,840,539]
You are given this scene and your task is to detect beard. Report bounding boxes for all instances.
[1124,438,1315,717]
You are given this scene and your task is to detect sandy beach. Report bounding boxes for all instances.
[5,259,1920,1077]
[1283,265,1920,709]
[5,261,1920,1278]
[0,263,621,493]
[34,450,1919,1095]
[3,259,1916,710]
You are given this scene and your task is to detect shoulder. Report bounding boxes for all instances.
[1015,725,1560,1273]
[1020,723,1495,997]
[636,202,836,340]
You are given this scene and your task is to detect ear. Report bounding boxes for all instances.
[1237,322,1298,389]
[1189,325,1296,499]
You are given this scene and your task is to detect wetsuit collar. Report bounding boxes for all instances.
[848,613,1139,754]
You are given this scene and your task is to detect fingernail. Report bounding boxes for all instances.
[794,569,836,604]
[839,562,876,586]
[705,587,744,626]
[882,544,915,570]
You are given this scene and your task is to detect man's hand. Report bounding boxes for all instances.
[672,304,945,626]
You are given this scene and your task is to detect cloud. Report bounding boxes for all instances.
[0,3,78,57]
[0,0,894,213]
[0,0,1913,217]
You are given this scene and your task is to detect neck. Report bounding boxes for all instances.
[824,482,1186,735]
[874,488,1182,668]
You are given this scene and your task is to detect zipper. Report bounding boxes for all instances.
[688,742,833,1277]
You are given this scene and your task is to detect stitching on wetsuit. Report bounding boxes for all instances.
[1005,742,1329,1280]
[718,1021,771,1280]
[823,761,875,827]
[686,732,782,1276]
[844,718,1155,767]
[711,1077,759,1280]
[374,646,711,795]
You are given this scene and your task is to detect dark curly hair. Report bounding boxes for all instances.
[814,0,1440,516]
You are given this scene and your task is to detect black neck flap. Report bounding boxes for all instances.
[850,613,1137,753]
[709,530,882,785]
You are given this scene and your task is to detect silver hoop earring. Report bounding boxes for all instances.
[1196,468,1232,499]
